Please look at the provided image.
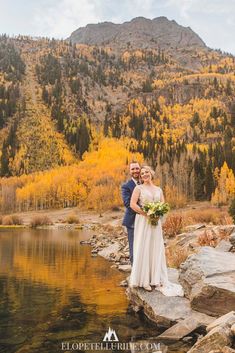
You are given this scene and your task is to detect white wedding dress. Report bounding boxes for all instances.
[129,184,184,297]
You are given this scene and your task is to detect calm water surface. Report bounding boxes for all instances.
[0,228,193,353]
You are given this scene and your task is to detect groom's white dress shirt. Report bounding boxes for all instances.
[132,178,139,185]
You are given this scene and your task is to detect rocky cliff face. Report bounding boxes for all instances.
[69,16,206,50]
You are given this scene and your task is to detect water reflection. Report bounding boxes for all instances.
[0,229,192,353]
[0,229,127,315]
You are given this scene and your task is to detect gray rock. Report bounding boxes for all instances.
[126,268,214,328]
[231,323,235,335]
[187,325,232,353]
[110,264,118,269]
[206,312,235,333]
[114,253,122,261]
[98,242,121,260]
[179,246,235,316]
[80,240,90,244]
[222,347,235,353]
[175,227,211,248]
[118,264,131,272]
[185,224,206,231]
[157,317,201,340]
[175,232,198,247]
[120,279,128,287]
[215,240,233,252]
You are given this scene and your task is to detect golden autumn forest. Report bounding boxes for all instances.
[0,18,235,215]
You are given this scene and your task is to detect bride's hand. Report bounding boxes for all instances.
[140,210,147,217]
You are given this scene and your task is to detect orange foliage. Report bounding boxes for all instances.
[211,162,235,205]
[0,138,143,213]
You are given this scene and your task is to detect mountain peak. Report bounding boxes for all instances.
[69,16,206,50]
[130,16,152,22]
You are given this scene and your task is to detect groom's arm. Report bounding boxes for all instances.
[121,183,132,210]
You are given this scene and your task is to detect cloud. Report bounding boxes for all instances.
[33,0,99,38]
[164,0,235,53]
[166,0,235,16]
[32,0,162,38]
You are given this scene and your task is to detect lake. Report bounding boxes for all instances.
[0,228,193,353]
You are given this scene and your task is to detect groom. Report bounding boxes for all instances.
[121,161,140,265]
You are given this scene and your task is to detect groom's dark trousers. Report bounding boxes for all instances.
[121,179,136,265]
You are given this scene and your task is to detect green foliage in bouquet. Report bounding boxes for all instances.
[143,201,170,226]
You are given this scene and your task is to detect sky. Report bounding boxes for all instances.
[0,0,234,54]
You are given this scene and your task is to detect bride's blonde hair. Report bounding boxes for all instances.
[140,165,155,180]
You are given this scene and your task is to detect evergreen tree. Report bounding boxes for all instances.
[193,157,205,200]
[205,163,215,200]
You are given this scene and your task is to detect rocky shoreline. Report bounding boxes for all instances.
[82,222,235,352]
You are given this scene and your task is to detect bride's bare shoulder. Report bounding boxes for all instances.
[154,185,163,192]
[153,184,161,189]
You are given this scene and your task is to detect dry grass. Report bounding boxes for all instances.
[221,215,234,225]
[30,215,53,228]
[197,228,231,247]
[218,228,232,240]
[66,213,80,224]
[162,206,231,239]
[197,229,218,247]
[165,185,187,209]
[2,214,23,225]
[163,214,184,238]
[181,208,232,226]
[166,241,192,268]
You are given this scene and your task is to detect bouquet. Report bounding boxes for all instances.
[142,201,170,226]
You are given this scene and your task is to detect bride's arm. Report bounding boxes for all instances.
[130,187,146,216]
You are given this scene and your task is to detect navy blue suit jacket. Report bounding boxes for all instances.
[121,179,137,228]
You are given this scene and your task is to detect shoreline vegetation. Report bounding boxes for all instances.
[0,199,233,228]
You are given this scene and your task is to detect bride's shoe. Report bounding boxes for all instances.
[143,285,152,291]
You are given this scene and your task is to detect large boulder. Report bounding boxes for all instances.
[157,316,202,341]
[187,325,232,353]
[179,247,235,316]
[206,312,235,333]
[188,312,235,353]
[126,268,214,328]
[215,240,233,252]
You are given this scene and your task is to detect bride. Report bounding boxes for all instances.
[129,165,184,297]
